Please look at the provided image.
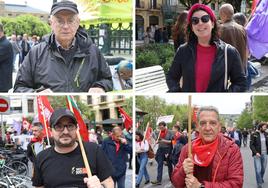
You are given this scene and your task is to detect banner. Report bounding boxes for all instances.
[156,115,174,125]
[66,96,89,142]
[37,96,54,137]
[118,107,132,131]
[75,0,132,24]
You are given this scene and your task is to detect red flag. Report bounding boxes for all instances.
[37,96,54,137]
[192,106,199,124]
[22,117,31,131]
[118,107,132,131]
[145,127,152,142]
[66,96,89,142]
[251,0,260,15]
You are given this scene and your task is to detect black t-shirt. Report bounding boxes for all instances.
[32,142,114,188]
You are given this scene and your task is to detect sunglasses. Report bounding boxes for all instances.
[191,15,210,25]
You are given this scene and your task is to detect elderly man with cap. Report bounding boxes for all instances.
[171,106,243,188]
[32,108,114,188]
[14,0,112,93]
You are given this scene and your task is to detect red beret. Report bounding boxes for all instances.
[187,3,216,24]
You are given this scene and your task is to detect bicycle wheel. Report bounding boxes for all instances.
[5,161,28,176]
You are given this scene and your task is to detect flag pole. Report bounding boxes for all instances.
[188,95,192,158]
[39,98,51,147]
[143,121,150,142]
[67,96,92,177]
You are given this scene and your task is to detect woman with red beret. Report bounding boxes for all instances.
[166,3,247,92]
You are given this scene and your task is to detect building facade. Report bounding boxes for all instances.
[0,0,49,22]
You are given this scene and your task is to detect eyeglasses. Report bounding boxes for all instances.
[55,18,77,27]
[54,123,77,132]
[191,15,210,25]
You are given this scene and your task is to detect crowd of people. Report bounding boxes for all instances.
[135,106,268,188]
[1,108,133,188]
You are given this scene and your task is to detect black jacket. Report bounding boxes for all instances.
[250,131,268,156]
[14,28,112,92]
[0,36,13,92]
[166,40,247,92]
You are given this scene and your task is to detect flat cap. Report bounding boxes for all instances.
[50,0,79,15]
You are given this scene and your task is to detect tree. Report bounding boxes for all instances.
[236,109,253,130]
[0,15,50,37]
[179,0,213,9]
[253,96,268,121]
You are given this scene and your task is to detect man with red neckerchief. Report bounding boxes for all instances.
[151,121,173,185]
[171,106,243,188]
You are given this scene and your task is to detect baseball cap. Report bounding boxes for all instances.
[49,108,77,128]
[50,0,79,15]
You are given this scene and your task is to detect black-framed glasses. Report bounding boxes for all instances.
[54,123,77,132]
[191,15,210,25]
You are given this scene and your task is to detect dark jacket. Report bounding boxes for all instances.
[166,40,247,92]
[101,137,132,179]
[14,28,112,92]
[0,36,13,92]
[172,134,243,188]
[250,131,268,156]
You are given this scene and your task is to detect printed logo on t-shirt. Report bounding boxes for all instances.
[71,167,87,175]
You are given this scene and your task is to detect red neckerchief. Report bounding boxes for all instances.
[160,128,168,139]
[111,135,120,154]
[192,136,219,167]
[172,132,181,145]
[31,137,43,143]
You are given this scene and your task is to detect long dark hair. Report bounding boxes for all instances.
[187,8,219,45]
[172,11,188,44]
[136,131,144,141]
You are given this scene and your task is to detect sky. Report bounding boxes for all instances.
[159,94,252,115]
[4,0,54,12]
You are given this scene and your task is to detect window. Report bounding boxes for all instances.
[101,109,110,120]
[136,0,140,7]
[27,99,34,113]
[87,96,92,104]
[100,96,107,103]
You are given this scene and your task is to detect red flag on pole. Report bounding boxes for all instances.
[192,106,199,124]
[251,0,260,15]
[66,96,89,142]
[37,96,53,138]
[118,107,132,131]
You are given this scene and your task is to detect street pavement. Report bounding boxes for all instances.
[139,143,268,188]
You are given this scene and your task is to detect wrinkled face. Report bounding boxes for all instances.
[198,111,220,144]
[119,69,132,80]
[261,125,267,132]
[52,117,77,148]
[191,10,214,41]
[50,10,80,45]
[32,125,43,138]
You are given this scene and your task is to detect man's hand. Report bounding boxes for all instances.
[185,174,201,188]
[256,153,261,157]
[119,138,127,144]
[38,88,53,93]
[88,87,105,93]
[84,175,102,188]
[183,158,194,174]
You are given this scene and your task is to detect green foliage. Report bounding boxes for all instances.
[47,96,95,121]
[237,109,253,130]
[0,14,50,37]
[253,96,268,121]
[136,96,188,131]
[179,0,213,9]
[136,43,174,73]
[124,97,133,117]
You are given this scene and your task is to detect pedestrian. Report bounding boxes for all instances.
[32,108,114,187]
[250,122,268,188]
[20,33,31,64]
[219,4,248,77]
[230,127,242,148]
[166,3,247,92]
[14,0,112,93]
[0,23,13,92]
[101,126,132,188]
[135,131,150,188]
[172,11,188,51]
[27,117,51,165]
[172,106,243,187]
[10,34,21,71]
[143,26,154,44]
[242,128,249,147]
[162,27,169,43]
[151,121,173,185]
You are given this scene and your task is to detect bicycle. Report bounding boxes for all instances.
[0,154,28,177]
[0,174,31,188]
